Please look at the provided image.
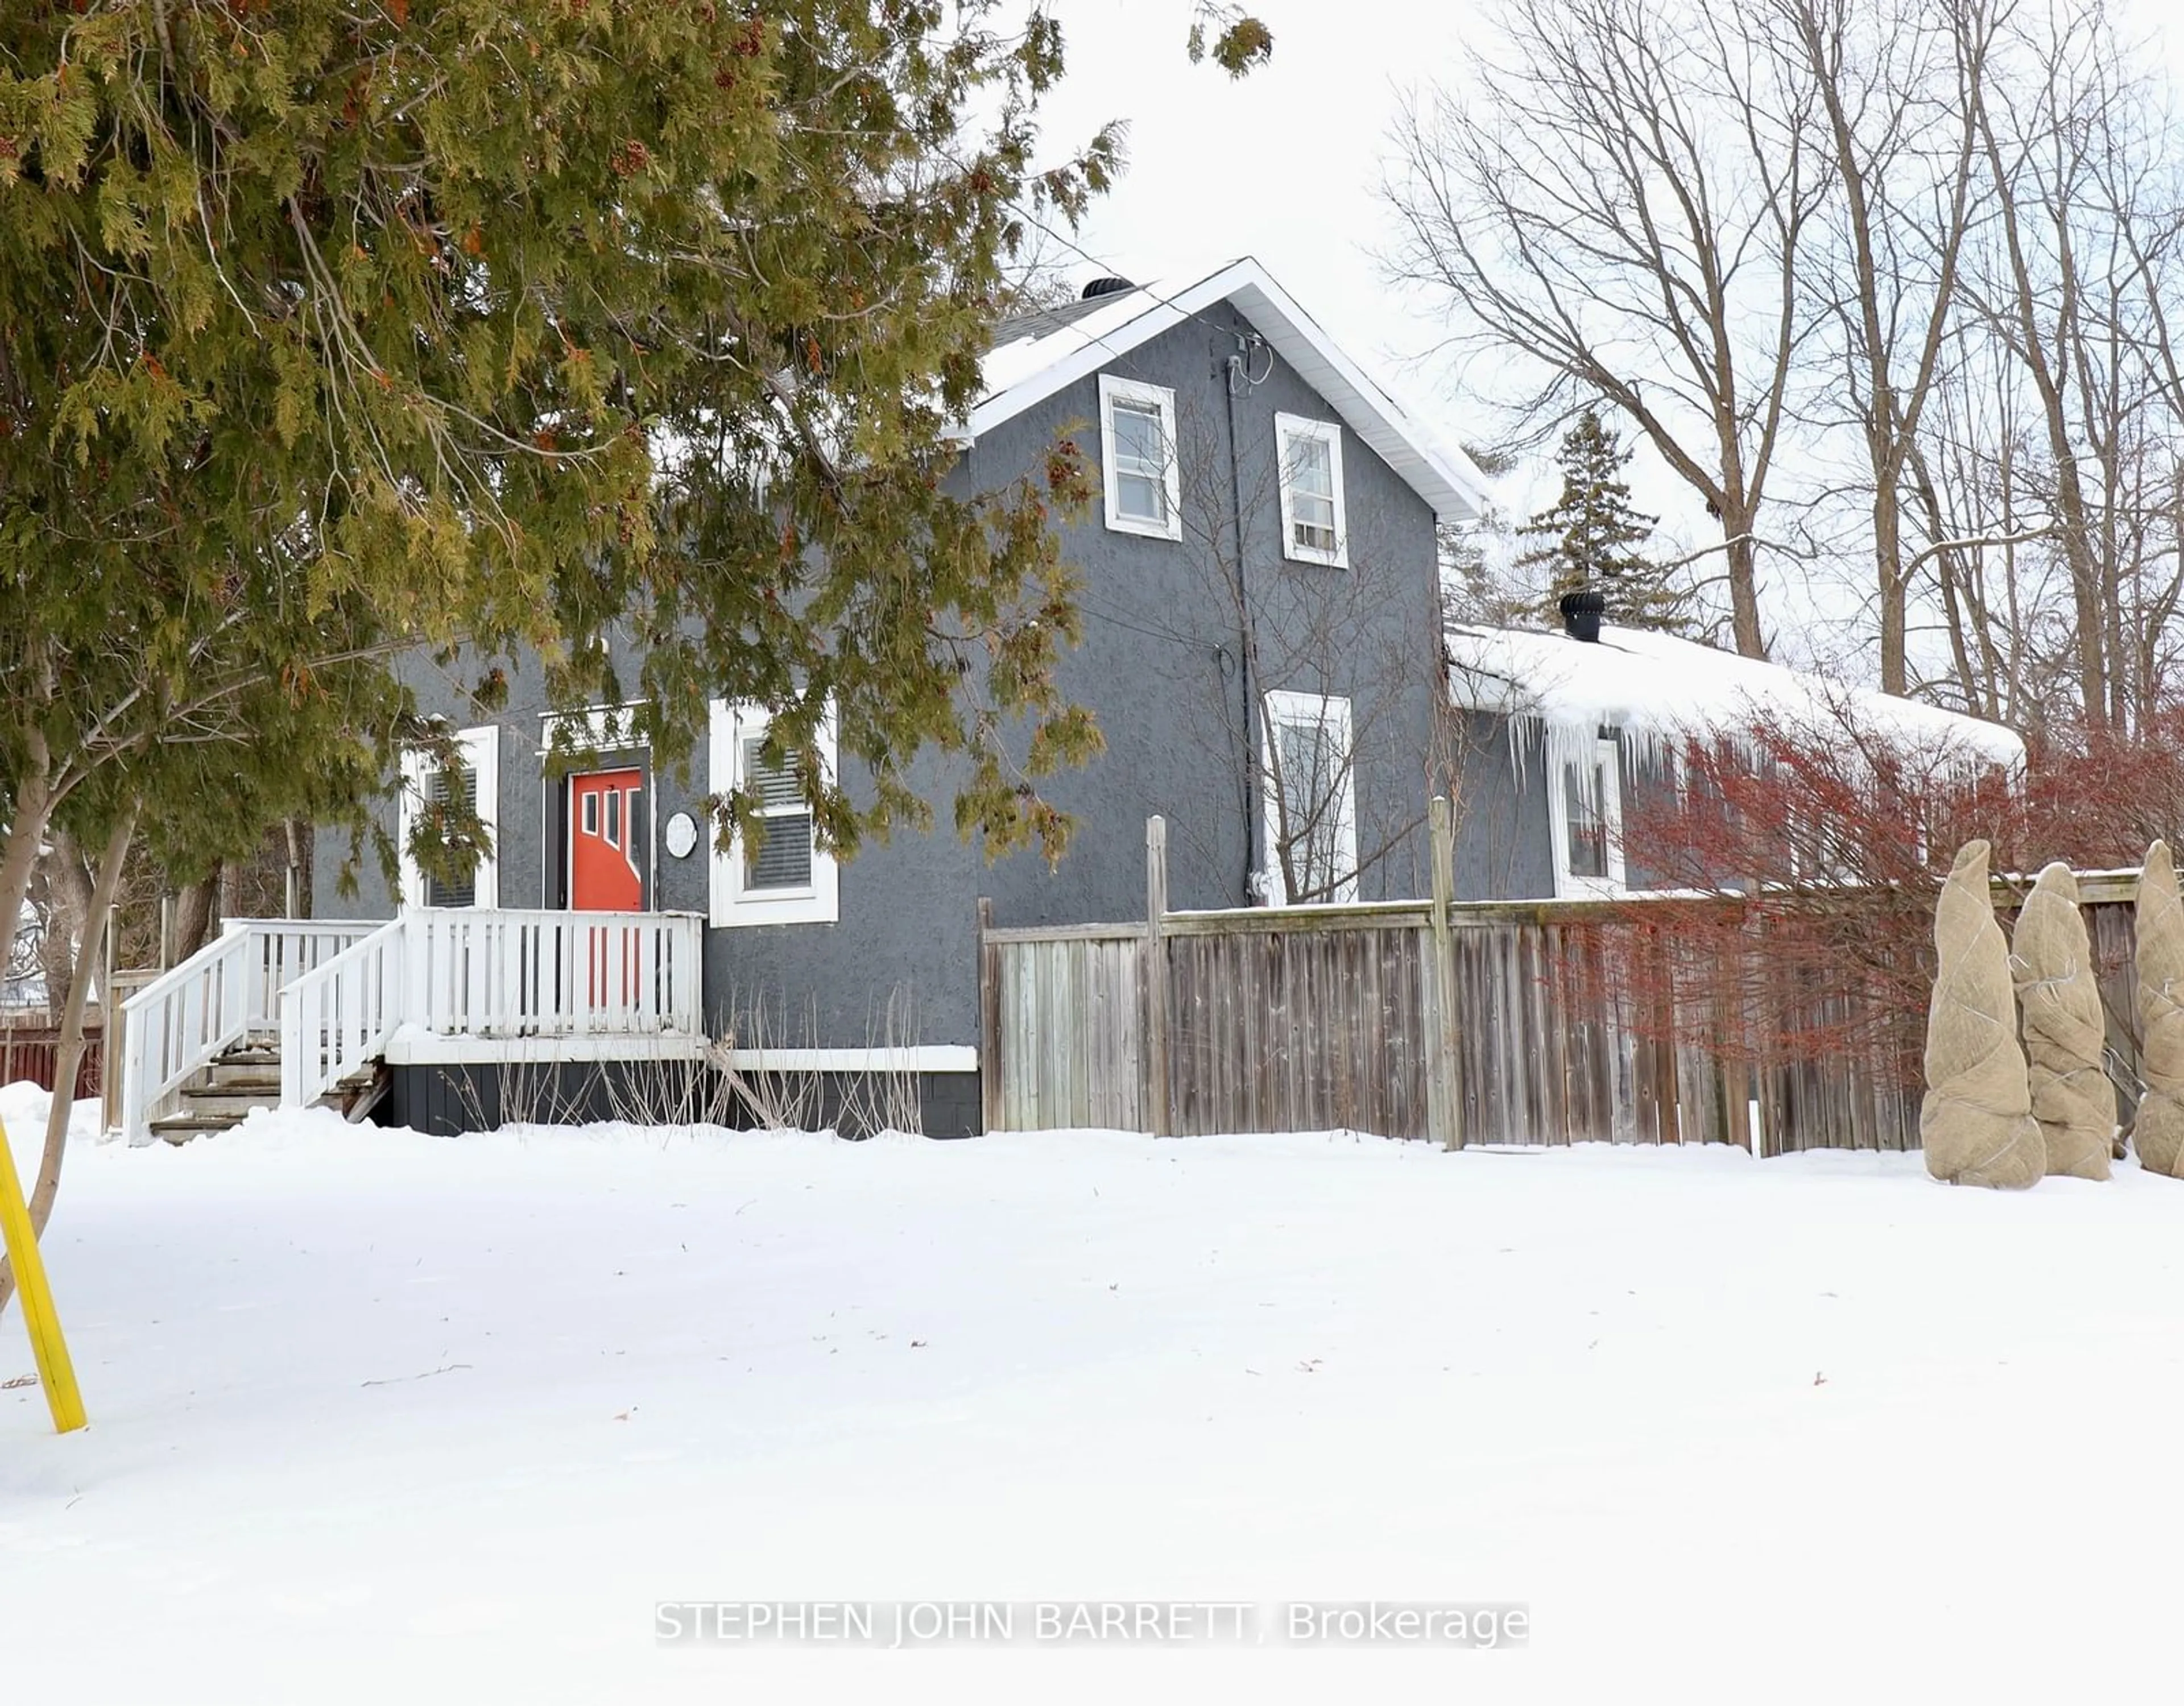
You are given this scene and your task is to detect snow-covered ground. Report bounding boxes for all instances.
[3,1096,2180,1704]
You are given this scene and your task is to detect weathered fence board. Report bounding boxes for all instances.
[1155,926,1432,1138]
[995,932,1144,1133]
[983,816,2153,1153]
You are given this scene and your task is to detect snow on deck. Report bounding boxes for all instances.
[3,1102,2179,1700]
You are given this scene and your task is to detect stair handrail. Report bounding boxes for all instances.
[279,917,410,1111]
[117,921,378,1146]
[118,932,254,1147]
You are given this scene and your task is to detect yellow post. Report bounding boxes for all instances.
[0,1117,86,1433]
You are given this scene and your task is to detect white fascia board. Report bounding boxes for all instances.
[965,256,1490,524]
[963,275,1212,441]
[382,1029,710,1066]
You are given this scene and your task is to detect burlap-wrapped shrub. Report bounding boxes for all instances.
[2011,862,2114,1181]
[1921,839,2044,1188]
[2132,840,2184,1179]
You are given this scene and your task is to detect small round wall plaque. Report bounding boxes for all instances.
[664,811,700,859]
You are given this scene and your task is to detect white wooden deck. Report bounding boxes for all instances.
[118,911,705,1144]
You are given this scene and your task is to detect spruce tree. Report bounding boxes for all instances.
[1517,411,1681,631]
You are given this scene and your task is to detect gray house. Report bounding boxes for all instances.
[97,259,1485,1143]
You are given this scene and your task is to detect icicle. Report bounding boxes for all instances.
[1544,720,1602,812]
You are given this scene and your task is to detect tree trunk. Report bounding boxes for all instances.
[0,807,136,1321]
[1973,72,2111,732]
[0,745,56,1022]
[172,868,220,962]
[1724,517,1765,658]
[1876,490,1907,695]
[29,861,59,1022]
[1907,441,1988,715]
[35,843,94,1026]
[285,818,307,918]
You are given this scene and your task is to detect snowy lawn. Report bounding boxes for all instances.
[3,1098,2181,1704]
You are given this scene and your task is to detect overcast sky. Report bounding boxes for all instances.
[1029,1,1772,647]
[1035,3,1474,415]
[1027,1,2184,675]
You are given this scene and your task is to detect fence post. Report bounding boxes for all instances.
[977,897,1002,1135]
[1144,816,1172,1137]
[1429,795,1465,1150]
[101,996,125,1138]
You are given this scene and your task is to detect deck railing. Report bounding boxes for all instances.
[278,909,704,1111]
[118,921,379,1145]
[398,909,704,1040]
[121,911,705,1144]
[279,918,408,1112]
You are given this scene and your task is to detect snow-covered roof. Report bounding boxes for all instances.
[970,258,1490,523]
[1445,623,2026,770]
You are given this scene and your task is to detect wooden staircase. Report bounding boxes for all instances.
[149,1033,387,1146]
[119,912,701,1145]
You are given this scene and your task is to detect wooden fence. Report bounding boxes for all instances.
[978,809,2144,1153]
[0,1021,103,1100]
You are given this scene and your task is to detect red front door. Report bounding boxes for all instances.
[570,768,644,911]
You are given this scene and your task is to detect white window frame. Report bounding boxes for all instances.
[1548,732,1627,898]
[398,724,500,909]
[1098,374,1181,541]
[707,698,839,927]
[1260,689,1358,905]
[539,701,648,758]
[1275,412,1348,568]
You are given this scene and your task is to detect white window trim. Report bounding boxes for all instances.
[1548,732,1627,898]
[539,701,648,757]
[707,698,839,927]
[398,724,500,909]
[1260,689,1358,905]
[1275,412,1348,568]
[1098,373,1182,541]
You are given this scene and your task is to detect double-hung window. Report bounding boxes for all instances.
[1276,413,1347,568]
[1261,690,1358,905]
[1550,732,1626,897]
[397,724,500,909]
[1099,374,1181,540]
[707,699,839,926]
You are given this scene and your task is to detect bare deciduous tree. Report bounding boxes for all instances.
[1383,0,1830,658]
[1775,0,1997,694]
[1148,390,1462,905]
[1914,3,2184,736]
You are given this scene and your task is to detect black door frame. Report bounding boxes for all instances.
[544,746,653,910]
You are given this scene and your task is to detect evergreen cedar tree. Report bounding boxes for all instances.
[0,0,1294,1005]
[1516,410,1684,632]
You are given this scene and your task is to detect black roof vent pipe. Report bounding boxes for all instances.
[1081,276,1136,300]
[1559,589,1606,643]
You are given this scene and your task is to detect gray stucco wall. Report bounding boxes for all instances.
[1446,711,1672,902]
[704,303,1450,1046]
[313,645,712,924]
[1618,739,1676,893]
[317,298,1451,1051]
[1450,711,1557,900]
